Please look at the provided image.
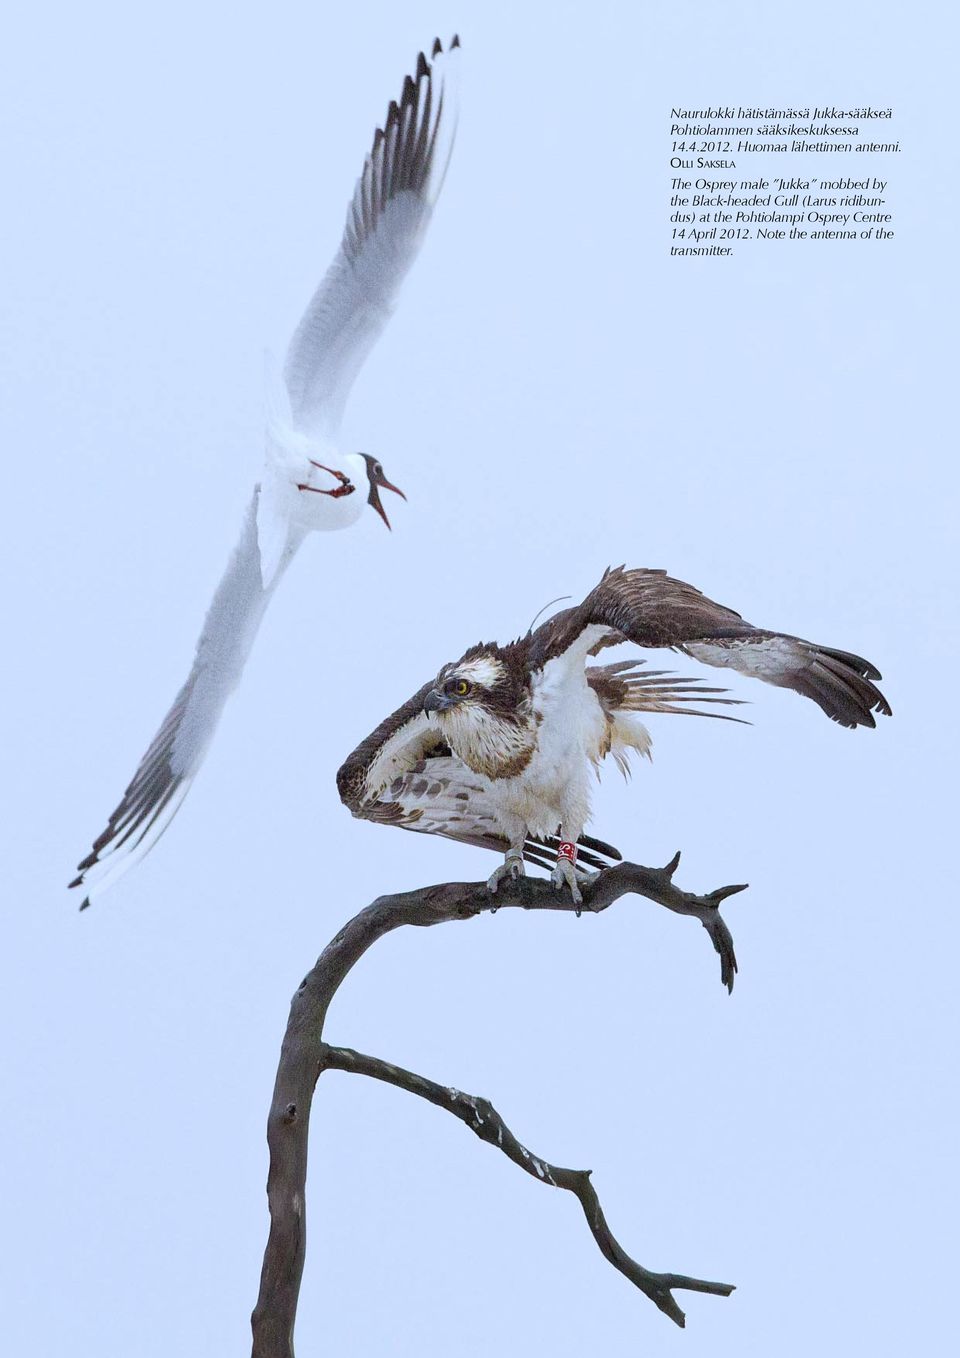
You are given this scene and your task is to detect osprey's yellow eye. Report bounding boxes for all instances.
[455,680,471,696]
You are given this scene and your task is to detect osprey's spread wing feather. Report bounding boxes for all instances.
[336,689,622,871]
[531,566,891,730]
[283,37,459,435]
[71,490,296,908]
[585,658,748,723]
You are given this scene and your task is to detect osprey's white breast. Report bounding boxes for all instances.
[486,629,611,839]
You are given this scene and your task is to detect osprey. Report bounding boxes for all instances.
[338,566,891,903]
[72,38,459,908]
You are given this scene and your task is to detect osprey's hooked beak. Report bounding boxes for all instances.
[423,689,449,715]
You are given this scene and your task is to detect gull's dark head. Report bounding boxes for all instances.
[361,453,406,530]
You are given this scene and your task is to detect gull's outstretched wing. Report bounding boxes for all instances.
[284,36,459,436]
[71,490,297,908]
[530,566,892,730]
[336,688,622,873]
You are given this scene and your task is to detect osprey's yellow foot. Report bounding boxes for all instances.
[487,852,525,894]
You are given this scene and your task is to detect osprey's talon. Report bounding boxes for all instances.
[487,853,525,895]
[551,855,583,906]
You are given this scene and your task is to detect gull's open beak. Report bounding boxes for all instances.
[369,478,406,531]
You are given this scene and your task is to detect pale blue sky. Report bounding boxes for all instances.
[2,1,956,1353]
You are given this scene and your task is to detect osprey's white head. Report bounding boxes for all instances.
[421,648,537,779]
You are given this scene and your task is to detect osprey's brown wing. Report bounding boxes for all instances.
[336,686,621,872]
[530,566,891,730]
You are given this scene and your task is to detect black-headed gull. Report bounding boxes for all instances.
[72,37,459,908]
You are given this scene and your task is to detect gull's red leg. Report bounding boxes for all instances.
[296,482,355,498]
[308,460,351,485]
[298,462,356,498]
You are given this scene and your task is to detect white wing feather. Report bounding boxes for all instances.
[72,490,297,907]
[72,40,459,905]
[283,37,459,435]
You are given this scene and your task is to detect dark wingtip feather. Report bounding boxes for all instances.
[432,36,442,56]
[800,649,890,728]
[451,33,461,49]
[578,832,623,861]
[819,644,883,683]
[416,50,429,78]
[78,896,91,911]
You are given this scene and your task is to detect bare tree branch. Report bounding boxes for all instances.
[250,856,746,1356]
[322,1043,736,1328]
